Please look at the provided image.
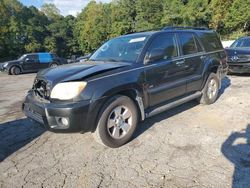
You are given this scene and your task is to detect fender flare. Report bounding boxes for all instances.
[87,87,146,133]
[201,58,221,90]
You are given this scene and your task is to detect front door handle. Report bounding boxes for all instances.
[176,60,185,66]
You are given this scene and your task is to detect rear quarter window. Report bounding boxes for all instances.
[38,53,52,63]
[197,32,223,52]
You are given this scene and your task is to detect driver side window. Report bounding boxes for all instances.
[145,33,178,63]
[25,55,38,63]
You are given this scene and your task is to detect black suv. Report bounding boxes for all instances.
[0,52,67,75]
[23,27,228,147]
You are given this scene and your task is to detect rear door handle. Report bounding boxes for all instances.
[176,60,185,66]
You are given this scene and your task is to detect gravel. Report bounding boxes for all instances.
[0,72,249,188]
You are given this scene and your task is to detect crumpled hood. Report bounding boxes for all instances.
[37,61,130,83]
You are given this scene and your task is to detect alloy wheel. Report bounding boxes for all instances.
[107,106,132,139]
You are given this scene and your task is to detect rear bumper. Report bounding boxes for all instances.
[228,62,250,73]
[22,92,93,133]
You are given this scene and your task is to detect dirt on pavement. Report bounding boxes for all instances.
[0,72,250,188]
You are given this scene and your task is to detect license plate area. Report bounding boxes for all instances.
[24,104,44,124]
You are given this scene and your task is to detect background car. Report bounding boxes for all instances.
[225,36,250,74]
[0,52,67,75]
[67,54,91,64]
[74,54,91,63]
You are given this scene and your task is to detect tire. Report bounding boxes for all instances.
[198,73,220,105]
[10,66,21,75]
[50,63,58,68]
[93,95,139,148]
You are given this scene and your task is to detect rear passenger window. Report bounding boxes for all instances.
[146,33,178,63]
[178,33,201,55]
[26,55,38,62]
[197,32,223,52]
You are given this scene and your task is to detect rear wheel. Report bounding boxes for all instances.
[10,66,21,75]
[93,95,138,148]
[199,73,220,105]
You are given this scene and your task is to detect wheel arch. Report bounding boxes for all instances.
[8,64,23,74]
[201,58,222,90]
[115,89,145,121]
[88,87,145,133]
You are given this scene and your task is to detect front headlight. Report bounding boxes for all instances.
[3,63,8,68]
[50,81,87,100]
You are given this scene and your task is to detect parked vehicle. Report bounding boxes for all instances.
[0,52,67,75]
[67,54,91,64]
[23,27,228,147]
[74,54,91,63]
[225,36,250,73]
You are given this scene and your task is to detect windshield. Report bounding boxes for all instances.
[89,35,149,63]
[231,38,250,48]
[18,55,27,60]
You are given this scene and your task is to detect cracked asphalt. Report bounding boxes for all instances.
[0,72,250,188]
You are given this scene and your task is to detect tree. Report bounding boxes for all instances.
[109,0,136,37]
[41,3,61,21]
[135,0,163,31]
[0,0,26,59]
[225,0,250,33]
[1,0,249,60]
[75,1,111,53]
[22,6,50,52]
[209,0,234,33]
[182,0,211,27]
[161,0,185,26]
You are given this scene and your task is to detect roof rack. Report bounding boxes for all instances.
[125,27,162,35]
[162,26,209,31]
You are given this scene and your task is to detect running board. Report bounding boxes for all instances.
[145,91,202,118]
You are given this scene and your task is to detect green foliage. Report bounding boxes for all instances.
[225,0,250,33]
[0,0,249,61]
[182,0,211,27]
[41,3,61,21]
[75,1,111,53]
[109,0,136,37]
[209,0,234,33]
[161,0,185,26]
[135,0,163,31]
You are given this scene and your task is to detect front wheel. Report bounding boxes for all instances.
[199,73,220,105]
[93,95,138,148]
[10,66,21,75]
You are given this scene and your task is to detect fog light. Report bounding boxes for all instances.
[61,117,69,126]
[54,117,70,129]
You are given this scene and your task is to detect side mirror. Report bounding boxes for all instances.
[144,48,165,64]
[85,54,91,59]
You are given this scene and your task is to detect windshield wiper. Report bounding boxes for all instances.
[103,58,119,62]
[89,58,119,62]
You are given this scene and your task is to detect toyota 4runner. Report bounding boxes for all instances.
[23,27,228,147]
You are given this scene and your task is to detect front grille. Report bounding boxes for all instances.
[33,79,51,100]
